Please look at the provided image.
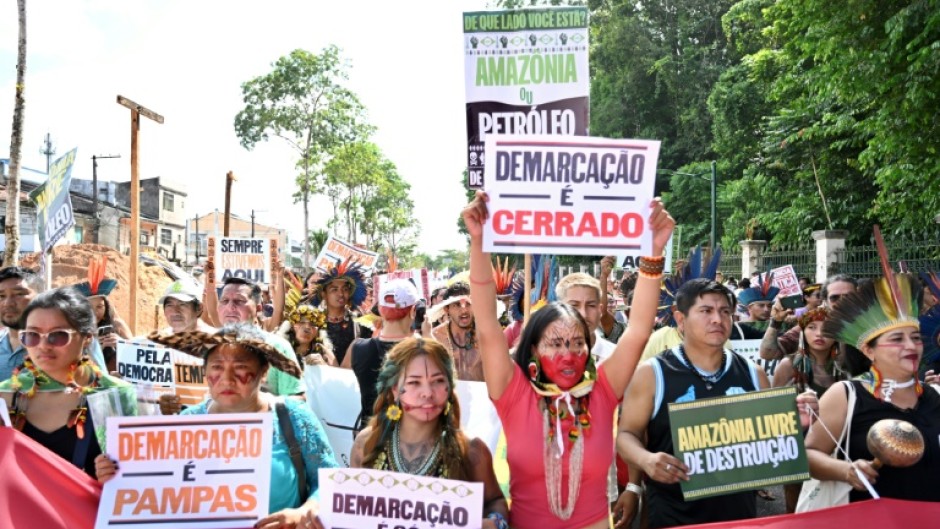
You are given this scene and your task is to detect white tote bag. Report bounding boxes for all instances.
[795,381,856,512]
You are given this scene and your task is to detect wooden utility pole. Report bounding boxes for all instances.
[223,171,235,236]
[116,95,164,334]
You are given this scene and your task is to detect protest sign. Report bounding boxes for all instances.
[96,414,272,529]
[319,468,482,529]
[312,235,379,275]
[616,233,674,273]
[28,148,77,252]
[210,236,271,284]
[482,134,659,256]
[172,350,209,407]
[730,338,779,377]
[668,387,809,501]
[304,365,501,467]
[116,339,175,414]
[375,268,430,302]
[0,397,9,427]
[463,6,590,188]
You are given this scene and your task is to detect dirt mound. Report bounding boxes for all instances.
[21,244,174,335]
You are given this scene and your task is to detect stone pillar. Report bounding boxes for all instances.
[739,240,767,279]
[812,230,848,283]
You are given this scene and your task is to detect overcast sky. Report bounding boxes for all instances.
[0,0,491,255]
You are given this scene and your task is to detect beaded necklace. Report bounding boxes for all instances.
[388,422,443,476]
[677,345,727,390]
[9,356,102,438]
[860,366,922,404]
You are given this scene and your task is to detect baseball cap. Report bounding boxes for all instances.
[159,280,201,304]
[379,279,419,309]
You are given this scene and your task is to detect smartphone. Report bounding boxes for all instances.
[780,295,805,310]
[98,324,114,337]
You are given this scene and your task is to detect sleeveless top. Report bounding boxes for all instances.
[351,338,400,421]
[845,381,940,502]
[646,347,761,528]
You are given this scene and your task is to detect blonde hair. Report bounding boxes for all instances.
[555,272,602,301]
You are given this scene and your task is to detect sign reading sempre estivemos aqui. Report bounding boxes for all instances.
[463,7,590,188]
[29,148,78,252]
[668,387,810,500]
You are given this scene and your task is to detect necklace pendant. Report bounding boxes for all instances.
[705,383,713,390]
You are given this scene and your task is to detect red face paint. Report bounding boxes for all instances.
[535,318,589,390]
[234,372,257,385]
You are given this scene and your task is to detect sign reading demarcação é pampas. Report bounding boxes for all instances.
[668,387,810,500]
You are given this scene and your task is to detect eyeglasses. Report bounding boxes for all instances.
[19,329,79,348]
[827,294,842,304]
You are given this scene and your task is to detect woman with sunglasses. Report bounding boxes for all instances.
[0,288,136,477]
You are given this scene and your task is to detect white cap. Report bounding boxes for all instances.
[379,279,419,309]
[159,280,201,304]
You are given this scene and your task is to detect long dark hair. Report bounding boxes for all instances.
[513,302,592,376]
[21,288,96,336]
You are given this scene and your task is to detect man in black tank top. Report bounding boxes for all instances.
[617,279,771,528]
[344,279,419,432]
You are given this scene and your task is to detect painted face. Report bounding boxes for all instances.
[445,298,473,330]
[217,284,258,324]
[747,301,772,321]
[563,285,601,334]
[534,317,589,390]
[164,299,199,332]
[89,296,108,323]
[0,278,36,329]
[397,355,450,423]
[205,344,266,410]
[325,280,351,311]
[803,321,834,353]
[23,308,89,381]
[292,319,317,345]
[863,327,923,380]
[677,293,733,349]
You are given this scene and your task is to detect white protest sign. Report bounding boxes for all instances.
[616,233,674,273]
[211,237,272,284]
[116,340,175,387]
[0,398,10,427]
[319,468,482,529]
[375,268,431,302]
[762,265,801,297]
[304,365,501,467]
[731,339,779,377]
[482,134,659,256]
[312,235,379,275]
[96,414,272,529]
[463,6,590,188]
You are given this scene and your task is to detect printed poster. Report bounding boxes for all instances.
[482,134,659,256]
[668,387,809,500]
[28,148,78,252]
[210,237,272,284]
[312,234,379,274]
[319,468,482,529]
[463,7,590,188]
[95,414,272,529]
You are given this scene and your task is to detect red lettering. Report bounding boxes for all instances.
[533,211,553,236]
[556,211,575,236]
[601,213,620,236]
[515,210,532,236]
[621,213,644,237]
[576,212,600,237]
[492,211,513,235]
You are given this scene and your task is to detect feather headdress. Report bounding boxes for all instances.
[310,256,368,309]
[658,246,722,327]
[737,268,779,306]
[73,256,118,297]
[493,256,517,298]
[823,226,920,350]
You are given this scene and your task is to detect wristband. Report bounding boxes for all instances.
[486,512,509,529]
[625,482,644,495]
[769,319,783,330]
[638,256,665,277]
[469,275,495,286]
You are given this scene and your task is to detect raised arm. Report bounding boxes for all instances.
[598,255,617,336]
[463,191,514,400]
[601,199,675,396]
[201,260,221,328]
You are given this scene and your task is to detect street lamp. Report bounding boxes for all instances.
[658,161,718,251]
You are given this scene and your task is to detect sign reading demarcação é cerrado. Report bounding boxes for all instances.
[482,134,659,256]
[463,6,589,189]
[29,148,78,252]
[668,387,810,501]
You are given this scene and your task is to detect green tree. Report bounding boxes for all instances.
[307,228,330,258]
[234,46,371,269]
[322,141,383,243]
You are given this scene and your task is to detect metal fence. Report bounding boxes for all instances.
[716,249,742,279]
[761,242,817,278]
[833,238,940,278]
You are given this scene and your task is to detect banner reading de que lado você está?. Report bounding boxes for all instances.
[463,6,589,188]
